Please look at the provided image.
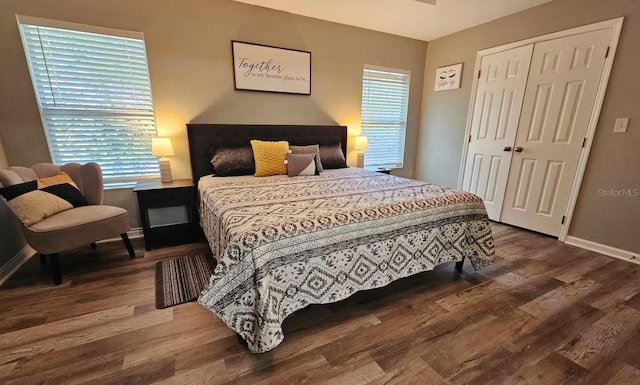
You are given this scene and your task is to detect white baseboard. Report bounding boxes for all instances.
[0,245,36,286]
[96,227,144,244]
[565,236,640,266]
[128,227,144,239]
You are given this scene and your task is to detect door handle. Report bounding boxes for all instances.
[514,146,524,152]
[503,146,512,152]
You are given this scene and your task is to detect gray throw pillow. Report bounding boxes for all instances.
[210,146,255,176]
[289,144,323,172]
[318,143,348,169]
[286,153,320,177]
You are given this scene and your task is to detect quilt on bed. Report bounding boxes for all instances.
[197,168,495,353]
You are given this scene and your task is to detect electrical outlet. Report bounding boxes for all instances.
[614,118,629,133]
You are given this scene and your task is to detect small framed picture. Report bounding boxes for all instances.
[434,63,463,91]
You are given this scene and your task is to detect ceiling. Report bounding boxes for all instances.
[233,0,553,41]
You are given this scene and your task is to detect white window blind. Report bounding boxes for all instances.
[17,17,159,182]
[360,66,411,169]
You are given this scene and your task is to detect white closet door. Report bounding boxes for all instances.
[501,29,611,236]
[462,44,533,220]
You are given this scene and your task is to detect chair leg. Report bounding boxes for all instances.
[40,254,47,264]
[121,233,136,259]
[50,253,62,285]
[90,242,97,250]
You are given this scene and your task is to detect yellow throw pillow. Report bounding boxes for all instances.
[250,140,289,177]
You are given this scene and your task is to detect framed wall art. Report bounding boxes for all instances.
[434,63,463,91]
[232,41,311,95]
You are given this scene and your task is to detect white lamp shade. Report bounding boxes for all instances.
[354,135,369,151]
[152,137,175,157]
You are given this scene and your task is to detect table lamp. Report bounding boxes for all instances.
[354,135,369,168]
[152,137,175,183]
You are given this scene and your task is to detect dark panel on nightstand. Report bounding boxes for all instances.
[134,179,203,250]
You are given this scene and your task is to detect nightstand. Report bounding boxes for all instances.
[134,179,200,251]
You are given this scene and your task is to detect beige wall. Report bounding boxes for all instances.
[0,137,7,169]
[0,0,426,231]
[416,0,640,253]
[0,0,426,177]
[0,136,28,267]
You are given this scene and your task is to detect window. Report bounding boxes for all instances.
[17,16,159,183]
[360,65,411,169]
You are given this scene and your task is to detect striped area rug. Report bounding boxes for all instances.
[155,252,217,309]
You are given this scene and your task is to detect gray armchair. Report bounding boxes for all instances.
[0,162,135,285]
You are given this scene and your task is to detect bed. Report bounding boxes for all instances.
[187,124,495,353]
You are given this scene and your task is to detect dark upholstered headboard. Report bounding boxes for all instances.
[187,124,348,182]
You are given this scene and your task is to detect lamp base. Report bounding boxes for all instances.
[159,159,173,183]
[356,152,365,168]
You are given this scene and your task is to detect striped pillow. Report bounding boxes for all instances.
[289,145,323,172]
[286,153,320,177]
[0,172,88,226]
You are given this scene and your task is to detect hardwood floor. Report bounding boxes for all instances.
[1,223,639,385]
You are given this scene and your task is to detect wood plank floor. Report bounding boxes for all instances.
[1,223,639,385]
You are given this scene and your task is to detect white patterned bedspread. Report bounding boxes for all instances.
[197,168,495,353]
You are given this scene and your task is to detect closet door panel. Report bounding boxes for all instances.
[462,44,533,221]
[501,29,611,236]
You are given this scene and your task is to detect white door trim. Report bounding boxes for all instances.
[457,17,624,242]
